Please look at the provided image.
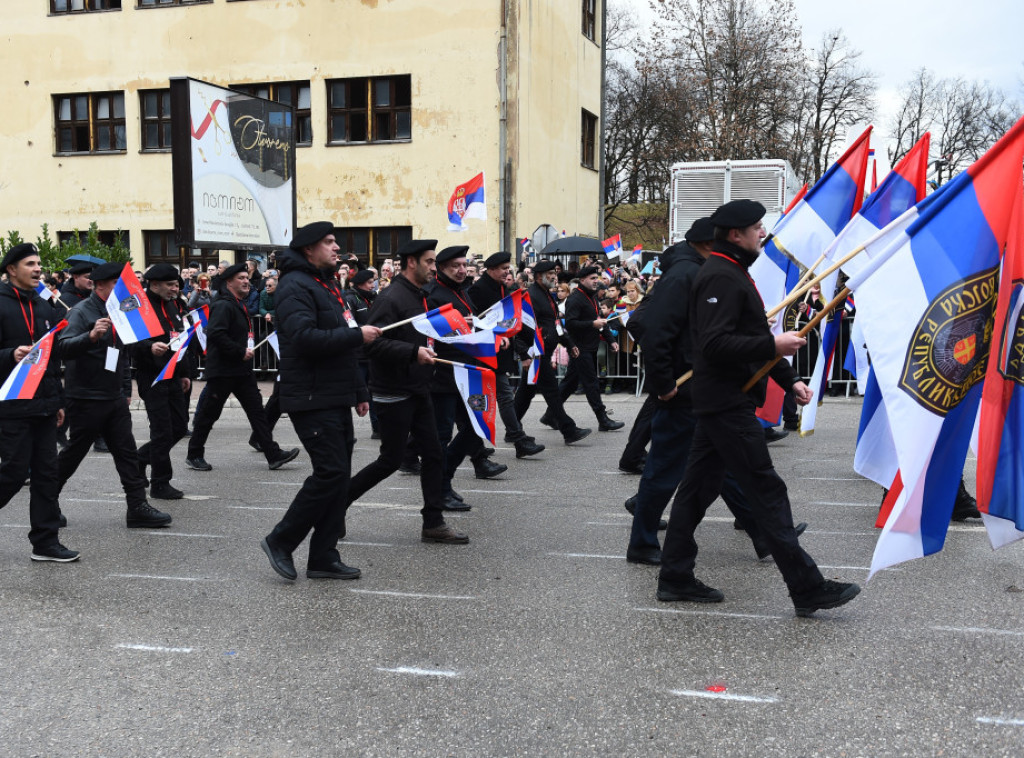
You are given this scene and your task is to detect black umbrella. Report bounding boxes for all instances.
[64,254,107,266]
[540,236,605,255]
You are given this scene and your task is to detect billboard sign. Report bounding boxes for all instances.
[171,77,296,251]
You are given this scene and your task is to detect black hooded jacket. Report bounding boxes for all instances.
[564,284,612,353]
[364,273,434,397]
[0,281,65,418]
[59,292,133,401]
[204,287,256,379]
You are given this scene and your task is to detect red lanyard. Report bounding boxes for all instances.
[232,295,252,333]
[13,289,34,341]
[579,288,600,318]
[315,277,348,309]
[710,252,764,306]
[438,279,472,313]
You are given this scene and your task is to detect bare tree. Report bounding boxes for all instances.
[888,68,937,166]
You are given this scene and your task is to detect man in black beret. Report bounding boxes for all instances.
[556,266,624,431]
[185,263,300,472]
[656,199,860,616]
[428,245,508,510]
[0,244,80,561]
[468,252,544,457]
[513,260,591,444]
[132,264,198,500]
[56,260,173,530]
[60,260,95,310]
[345,239,469,544]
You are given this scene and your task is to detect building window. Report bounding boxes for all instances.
[581,109,598,169]
[582,0,596,41]
[140,89,172,151]
[231,81,312,146]
[58,229,127,248]
[54,92,126,154]
[137,0,210,7]
[51,0,121,12]
[327,75,411,145]
[334,226,412,265]
[142,231,221,269]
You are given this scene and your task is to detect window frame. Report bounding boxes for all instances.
[139,88,173,152]
[333,226,413,265]
[581,109,598,170]
[230,81,312,146]
[50,0,121,13]
[58,229,127,248]
[136,0,212,8]
[582,0,597,41]
[54,91,127,155]
[326,75,412,146]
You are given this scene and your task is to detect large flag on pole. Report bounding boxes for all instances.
[106,264,163,345]
[447,172,486,232]
[451,362,498,442]
[848,114,1024,577]
[0,320,67,401]
[602,234,623,258]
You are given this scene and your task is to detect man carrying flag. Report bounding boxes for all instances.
[0,243,79,562]
[132,264,198,501]
[56,261,172,530]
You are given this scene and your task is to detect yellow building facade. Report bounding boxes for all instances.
[1,0,603,268]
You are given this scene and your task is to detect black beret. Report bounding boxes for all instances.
[90,261,125,281]
[289,221,334,250]
[578,265,601,279]
[397,239,438,260]
[350,269,375,286]
[145,263,180,282]
[533,259,557,274]
[1,243,38,272]
[436,246,470,265]
[483,251,511,269]
[221,262,247,280]
[710,199,766,230]
[685,216,716,243]
[68,261,95,276]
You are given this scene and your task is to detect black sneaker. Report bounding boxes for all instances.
[657,577,724,603]
[31,543,80,563]
[126,502,173,529]
[792,579,860,617]
[151,482,184,500]
[563,427,592,445]
[268,448,300,470]
[185,456,212,471]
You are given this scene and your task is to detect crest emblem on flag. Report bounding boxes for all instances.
[120,294,142,312]
[997,281,1024,383]
[898,266,998,415]
[467,393,489,412]
[24,348,41,366]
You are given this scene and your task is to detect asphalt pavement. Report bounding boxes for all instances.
[1,387,1022,757]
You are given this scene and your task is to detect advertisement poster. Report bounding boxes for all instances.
[171,78,296,250]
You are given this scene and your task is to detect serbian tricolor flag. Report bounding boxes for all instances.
[521,292,544,384]
[105,264,163,345]
[976,167,1024,549]
[152,323,198,386]
[0,320,67,402]
[602,234,623,258]
[848,114,1024,578]
[476,290,524,337]
[451,361,498,442]
[444,329,499,369]
[187,304,209,352]
[447,172,486,231]
[410,303,472,341]
[34,281,54,302]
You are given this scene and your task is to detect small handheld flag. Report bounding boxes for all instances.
[106,264,163,345]
[602,234,623,258]
[443,329,500,369]
[476,290,524,336]
[447,172,487,231]
[34,281,53,302]
[0,320,67,402]
[152,323,198,385]
[187,305,209,352]
[451,361,498,442]
[407,303,472,341]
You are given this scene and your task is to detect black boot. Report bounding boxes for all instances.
[598,412,624,432]
[514,438,545,458]
[473,457,508,479]
[951,478,981,521]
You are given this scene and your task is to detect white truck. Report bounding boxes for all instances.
[668,159,801,244]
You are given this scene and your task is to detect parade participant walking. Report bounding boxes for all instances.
[346,239,469,545]
[513,259,591,444]
[260,222,382,582]
[56,261,172,529]
[344,268,380,438]
[428,245,508,511]
[557,266,624,431]
[0,244,80,561]
[133,264,196,500]
[468,252,544,457]
[657,200,859,616]
[185,263,299,472]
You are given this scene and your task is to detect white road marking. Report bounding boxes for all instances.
[800,478,863,481]
[117,643,192,653]
[228,506,286,511]
[809,501,878,508]
[377,666,460,678]
[66,498,122,504]
[932,626,1024,637]
[0,524,31,529]
[341,541,395,547]
[182,495,216,501]
[351,502,421,511]
[804,531,877,536]
[460,490,536,495]
[109,573,221,582]
[585,521,630,527]
[817,565,876,571]
[350,589,476,600]
[977,717,1024,726]
[670,689,778,704]
[137,532,227,538]
[549,552,623,559]
[638,607,785,620]
[256,481,302,486]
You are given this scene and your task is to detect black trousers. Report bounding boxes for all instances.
[269,407,354,567]
[433,391,484,493]
[514,357,576,434]
[137,378,189,486]
[187,374,281,462]
[659,403,824,596]
[558,349,605,417]
[58,398,147,508]
[265,379,282,435]
[348,395,445,528]
[619,393,656,467]
[0,414,62,548]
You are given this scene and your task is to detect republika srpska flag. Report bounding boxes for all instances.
[187,304,209,352]
[451,361,498,442]
[447,172,486,232]
[521,292,544,385]
[475,289,524,337]
[152,323,198,386]
[443,329,500,369]
[105,263,163,345]
[848,113,1024,577]
[410,303,472,341]
[0,320,67,402]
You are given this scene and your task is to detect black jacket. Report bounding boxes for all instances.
[59,292,133,401]
[515,281,575,356]
[689,240,799,415]
[131,290,197,385]
[427,271,479,393]
[564,285,612,353]
[364,273,434,397]
[467,273,517,373]
[640,242,705,405]
[343,286,375,364]
[205,291,255,379]
[0,282,65,418]
[275,248,367,412]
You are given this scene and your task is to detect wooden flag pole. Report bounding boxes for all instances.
[765,244,866,319]
[379,314,423,332]
[741,287,851,393]
[794,253,827,289]
[252,331,276,350]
